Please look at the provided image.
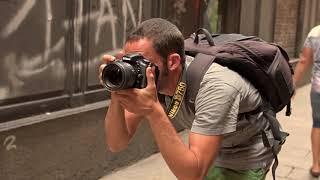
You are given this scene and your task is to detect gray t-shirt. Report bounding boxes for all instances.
[166,63,275,170]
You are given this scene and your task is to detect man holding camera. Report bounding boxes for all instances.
[99,18,276,180]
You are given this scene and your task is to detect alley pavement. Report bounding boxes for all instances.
[100,84,318,180]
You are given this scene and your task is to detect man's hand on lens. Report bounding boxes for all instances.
[99,54,115,86]
[99,51,125,86]
[113,66,158,116]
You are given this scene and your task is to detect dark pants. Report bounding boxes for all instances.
[311,90,320,128]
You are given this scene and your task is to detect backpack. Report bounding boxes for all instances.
[184,28,294,180]
[184,28,294,114]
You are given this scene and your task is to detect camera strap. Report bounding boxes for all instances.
[166,69,187,119]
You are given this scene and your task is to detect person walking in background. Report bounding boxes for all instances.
[293,25,320,177]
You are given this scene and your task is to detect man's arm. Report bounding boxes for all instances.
[104,93,143,152]
[100,54,143,152]
[147,102,222,180]
[293,47,314,85]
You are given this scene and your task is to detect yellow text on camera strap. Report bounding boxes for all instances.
[167,81,186,120]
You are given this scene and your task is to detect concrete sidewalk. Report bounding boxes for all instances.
[100,84,317,180]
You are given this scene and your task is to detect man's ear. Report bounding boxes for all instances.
[167,53,181,71]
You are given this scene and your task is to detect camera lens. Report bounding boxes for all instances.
[102,61,137,91]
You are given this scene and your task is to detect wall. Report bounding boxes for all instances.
[0,0,157,121]
[273,0,300,57]
[0,102,168,180]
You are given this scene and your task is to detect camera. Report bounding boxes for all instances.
[101,53,159,91]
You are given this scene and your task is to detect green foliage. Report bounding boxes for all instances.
[207,0,219,32]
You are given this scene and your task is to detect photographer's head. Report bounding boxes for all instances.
[124,18,185,96]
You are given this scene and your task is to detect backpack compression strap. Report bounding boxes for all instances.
[257,106,289,180]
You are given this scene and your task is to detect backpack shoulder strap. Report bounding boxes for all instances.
[185,53,216,112]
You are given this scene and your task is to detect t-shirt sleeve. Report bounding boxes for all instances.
[304,26,320,49]
[191,69,241,136]
[304,35,312,49]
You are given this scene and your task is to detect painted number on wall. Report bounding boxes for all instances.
[3,135,17,151]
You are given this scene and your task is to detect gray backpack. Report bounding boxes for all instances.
[184,28,294,180]
[185,28,294,114]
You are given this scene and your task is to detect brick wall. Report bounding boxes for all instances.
[274,0,300,57]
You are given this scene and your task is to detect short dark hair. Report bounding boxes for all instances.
[126,18,185,65]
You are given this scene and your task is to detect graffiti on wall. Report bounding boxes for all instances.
[3,135,17,151]
[0,0,144,101]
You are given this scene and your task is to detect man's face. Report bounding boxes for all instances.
[123,38,169,94]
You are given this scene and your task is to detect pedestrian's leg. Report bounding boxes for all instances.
[311,128,320,172]
[310,90,320,176]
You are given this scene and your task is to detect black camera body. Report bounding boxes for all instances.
[102,54,159,91]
